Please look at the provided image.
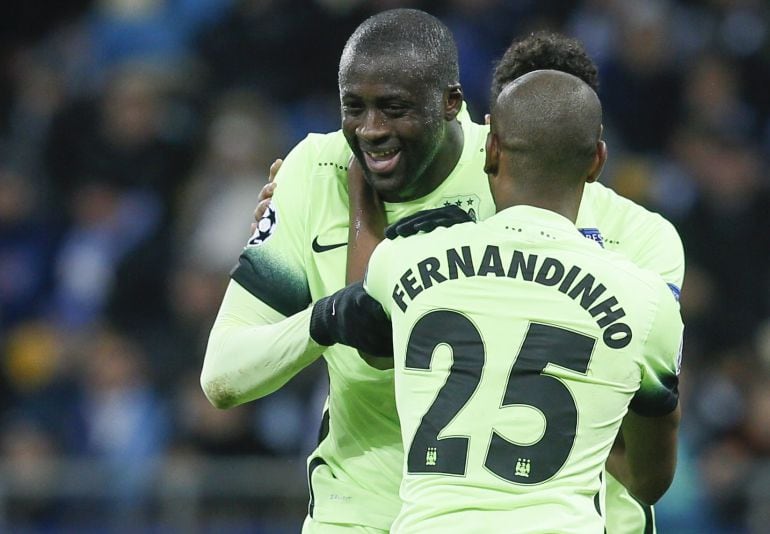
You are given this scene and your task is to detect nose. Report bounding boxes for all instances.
[356,109,389,144]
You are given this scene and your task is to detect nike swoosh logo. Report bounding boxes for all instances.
[312,237,347,253]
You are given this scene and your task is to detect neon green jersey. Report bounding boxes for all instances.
[364,206,683,534]
[230,110,683,530]
[233,112,492,529]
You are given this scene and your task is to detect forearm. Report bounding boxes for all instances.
[605,434,631,490]
[346,158,385,283]
[607,405,680,504]
[200,282,324,408]
[347,207,385,283]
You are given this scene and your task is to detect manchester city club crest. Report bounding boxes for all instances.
[440,194,481,221]
[248,201,277,246]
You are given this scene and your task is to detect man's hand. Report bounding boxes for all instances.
[385,205,473,239]
[309,281,393,358]
[251,158,282,234]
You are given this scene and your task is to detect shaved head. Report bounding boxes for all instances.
[493,70,602,182]
[339,9,459,90]
[486,70,606,217]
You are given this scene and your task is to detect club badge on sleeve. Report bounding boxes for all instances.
[248,201,278,247]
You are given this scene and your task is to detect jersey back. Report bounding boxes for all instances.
[365,206,682,533]
[230,112,683,530]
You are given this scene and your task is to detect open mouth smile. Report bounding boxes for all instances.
[363,148,402,174]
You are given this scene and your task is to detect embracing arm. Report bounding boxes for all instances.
[201,280,325,409]
[606,404,680,505]
[607,279,684,504]
[346,157,386,283]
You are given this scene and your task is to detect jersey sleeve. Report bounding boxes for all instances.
[630,281,684,417]
[363,238,396,317]
[581,183,686,299]
[629,214,685,299]
[201,280,325,406]
[230,135,317,316]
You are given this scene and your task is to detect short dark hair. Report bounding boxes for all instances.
[491,31,598,102]
[339,9,459,89]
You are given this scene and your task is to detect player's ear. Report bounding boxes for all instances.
[483,131,499,176]
[586,139,607,184]
[444,84,464,121]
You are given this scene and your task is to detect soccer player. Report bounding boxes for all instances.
[355,69,683,532]
[492,32,682,534]
[343,31,684,533]
[201,10,684,532]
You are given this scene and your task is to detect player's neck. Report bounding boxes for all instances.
[495,180,582,223]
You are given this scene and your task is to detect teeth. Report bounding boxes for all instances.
[368,149,398,158]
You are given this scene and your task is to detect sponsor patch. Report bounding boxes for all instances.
[248,201,277,246]
[579,228,604,248]
[667,283,681,302]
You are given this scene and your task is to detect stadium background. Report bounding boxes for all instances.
[0,0,769,531]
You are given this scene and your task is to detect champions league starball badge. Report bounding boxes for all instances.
[248,201,277,246]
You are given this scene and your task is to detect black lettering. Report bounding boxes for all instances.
[535,257,565,287]
[400,269,423,300]
[447,246,475,280]
[603,322,632,349]
[418,257,447,290]
[478,245,505,277]
[589,297,626,328]
[567,274,606,310]
[558,265,582,293]
[507,251,537,280]
[392,284,408,312]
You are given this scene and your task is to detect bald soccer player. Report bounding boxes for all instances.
[338,71,681,532]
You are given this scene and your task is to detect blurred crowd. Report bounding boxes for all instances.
[1,0,769,531]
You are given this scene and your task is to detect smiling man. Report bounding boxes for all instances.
[337,24,465,203]
[200,11,684,533]
[200,10,491,533]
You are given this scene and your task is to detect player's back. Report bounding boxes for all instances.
[365,205,680,533]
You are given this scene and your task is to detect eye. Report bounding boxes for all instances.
[383,104,408,117]
[342,102,364,116]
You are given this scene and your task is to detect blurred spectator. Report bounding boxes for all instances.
[599,0,684,153]
[173,372,267,456]
[72,327,170,523]
[176,89,286,273]
[43,61,200,331]
[0,168,57,330]
[196,0,352,104]
[675,129,770,352]
[0,417,61,525]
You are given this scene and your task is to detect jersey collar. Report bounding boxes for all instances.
[493,205,584,238]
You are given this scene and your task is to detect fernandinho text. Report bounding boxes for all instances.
[391,245,632,349]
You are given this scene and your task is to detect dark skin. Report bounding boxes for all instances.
[339,53,465,368]
[482,121,607,221]
[339,55,464,204]
[339,53,463,284]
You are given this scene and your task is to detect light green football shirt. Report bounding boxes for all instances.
[364,205,683,534]
[231,109,684,531]
[233,112,493,530]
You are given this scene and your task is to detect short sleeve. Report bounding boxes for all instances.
[231,136,316,316]
[630,215,685,298]
[630,281,684,417]
[580,183,686,298]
